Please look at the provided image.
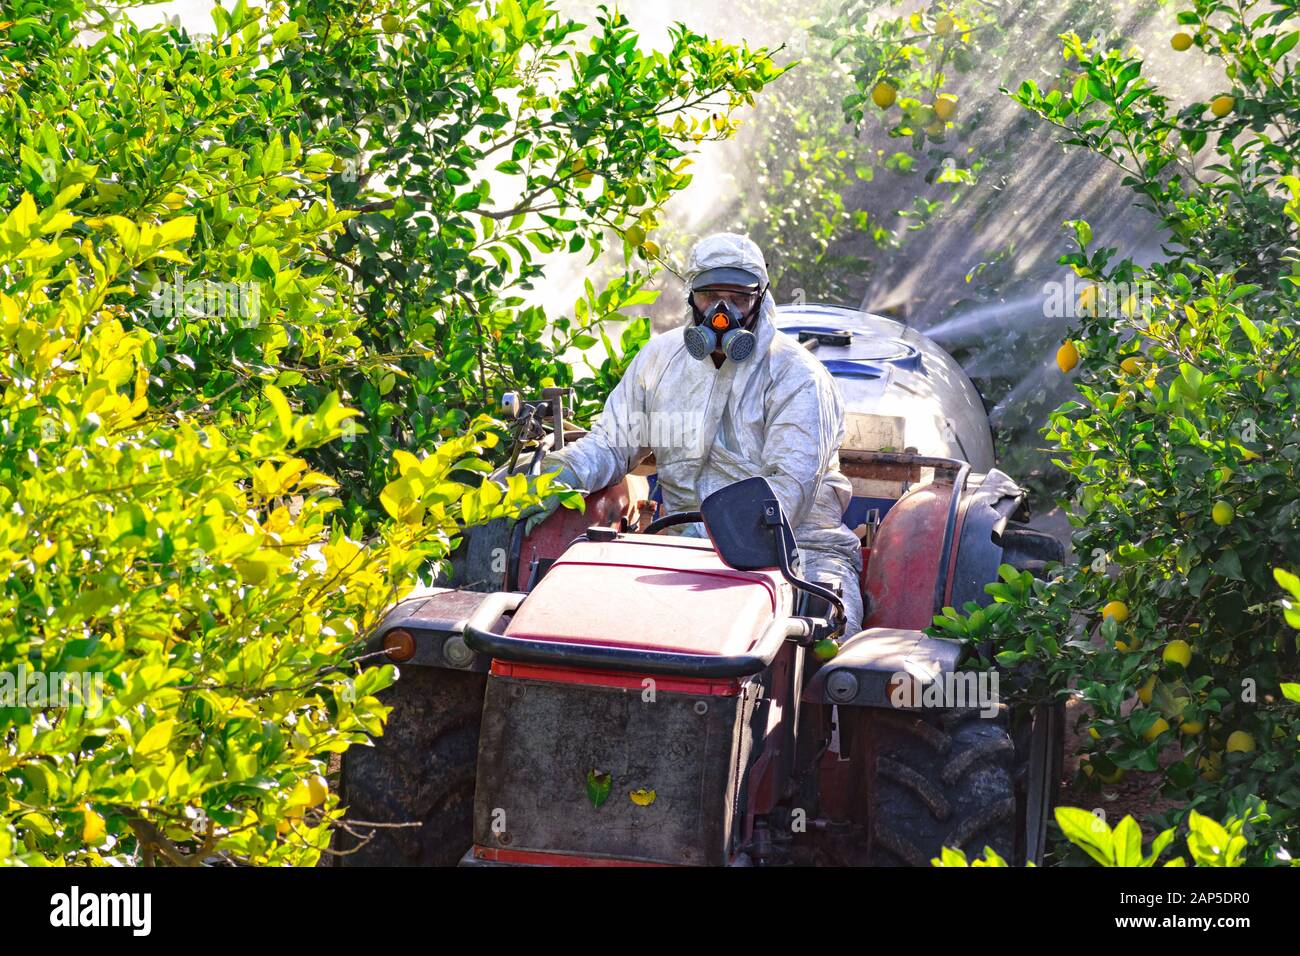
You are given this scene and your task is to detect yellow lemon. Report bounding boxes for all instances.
[1212,500,1234,525]
[872,81,897,109]
[82,806,106,844]
[1078,283,1099,315]
[1143,717,1170,741]
[1137,674,1157,705]
[1171,32,1193,51]
[1210,94,1235,117]
[381,12,401,34]
[1180,718,1203,735]
[1198,751,1223,781]
[1056,340,1079,373]
[1102,600,1129,623]
[1163,639,1192,668]
[625,224,646,247]
[1088,727,1101,740]
[1225,730,1256,753]
[1120,355,1143,375]
[934,93,958,121]
[307,774,329,807]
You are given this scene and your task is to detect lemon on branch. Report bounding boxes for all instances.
[1137,674,1157,705]
[1143,717,1170,741]
[1226,730,1256,753]
[1212,500,1234,525]
[1102,600,1129,623]
[1163,639,1192,668]
[872,81,897,109]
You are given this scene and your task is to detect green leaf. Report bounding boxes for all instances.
[1055,806,1114,865]
[585,769,612,808]
[1112,815,1143,866]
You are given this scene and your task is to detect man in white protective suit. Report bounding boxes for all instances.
[526,232,865,635]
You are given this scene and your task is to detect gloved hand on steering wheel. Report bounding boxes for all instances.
[520,464,585,536]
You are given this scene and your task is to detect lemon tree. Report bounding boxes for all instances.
[934,0,1300,863]
[0,0,773,865]
[0,186,516,865]
[2,0,782,525]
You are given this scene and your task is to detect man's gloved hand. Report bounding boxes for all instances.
[520,464,584,536]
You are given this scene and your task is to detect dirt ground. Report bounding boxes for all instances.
[1057,695,1187,840]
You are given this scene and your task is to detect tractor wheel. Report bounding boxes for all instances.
[337,666,485,866]
[999,521,1064,578]
[860,706,1016,866]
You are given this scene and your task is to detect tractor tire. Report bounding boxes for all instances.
[337,666,486,866]
[862,706,1016,866]
[998,521,1064,578]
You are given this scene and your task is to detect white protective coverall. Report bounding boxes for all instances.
[541,233,864,635]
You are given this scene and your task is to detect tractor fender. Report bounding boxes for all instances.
[368,586,506,672]
[802,627,963,709]
[944,469,1024,610]
[862,477,963,631]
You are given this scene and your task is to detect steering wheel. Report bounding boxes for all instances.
[640,510,703,535]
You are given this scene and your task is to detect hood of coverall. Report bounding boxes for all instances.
[683,232,778,363]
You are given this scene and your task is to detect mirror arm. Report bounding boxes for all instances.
[768,501,846,639]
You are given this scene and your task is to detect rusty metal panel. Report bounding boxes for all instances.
[862,482,955,631]
[473,676,759,865]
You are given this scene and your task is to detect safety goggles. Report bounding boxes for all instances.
[691,287,763,314]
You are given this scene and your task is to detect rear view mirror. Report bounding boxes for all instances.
[700,476,796,572]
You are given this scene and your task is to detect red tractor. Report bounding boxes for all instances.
[338,305,1065,867]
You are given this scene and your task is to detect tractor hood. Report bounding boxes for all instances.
[503,534,792,658]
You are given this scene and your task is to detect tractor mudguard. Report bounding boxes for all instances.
[944,469,1024,609]
[801,627,963,709]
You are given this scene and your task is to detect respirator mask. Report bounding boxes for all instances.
[682,267,767,363]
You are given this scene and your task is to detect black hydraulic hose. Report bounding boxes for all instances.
[505,406,536,474]
[506,433,553,590]
[930,462,972,612]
